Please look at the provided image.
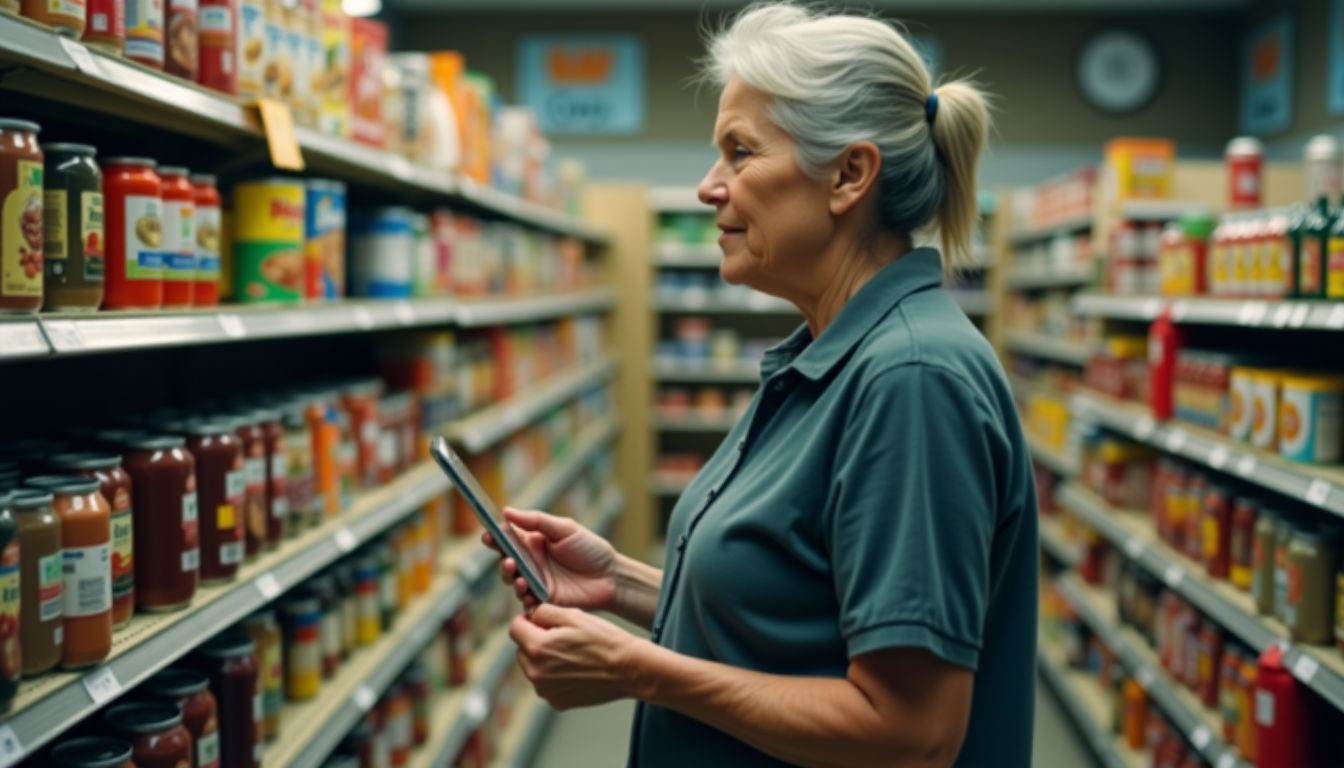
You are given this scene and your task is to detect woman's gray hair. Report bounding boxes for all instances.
[700,2,990,268]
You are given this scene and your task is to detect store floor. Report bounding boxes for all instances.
[531,673,1094,767]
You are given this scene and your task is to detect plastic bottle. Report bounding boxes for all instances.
[1149,308,1182,420]
[1254,644,1313,768]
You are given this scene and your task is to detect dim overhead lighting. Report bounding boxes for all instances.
[343,0,380,16]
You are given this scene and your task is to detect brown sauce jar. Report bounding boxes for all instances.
[12,489,62,676]
[194,630,262,768]
[121,436,198,612]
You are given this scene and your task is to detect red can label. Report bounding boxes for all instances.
[0,542,20,683]
[198,0,237,95]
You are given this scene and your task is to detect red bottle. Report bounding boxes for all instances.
[1148,307,1183,420]
[1254,644,1316,768]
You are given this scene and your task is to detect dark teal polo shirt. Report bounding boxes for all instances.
[629,248,1038,767]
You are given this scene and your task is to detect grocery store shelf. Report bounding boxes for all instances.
[654,412,740,433]
[649,187,707,213]
[1073,293,1344,332]
[1039,515,1082,567]
[491,688,554,768]
[1028,433,1080,477]
[652,243,722,268]
[1036,643,1142,768]
[1002,330,1093,366]
[1055,574,1250,768]
[1119,200,1215,223]
[650,474,693,497]
[1071,388,1344,521]
[409,627,518,768]
[452,288,615,328]
[0,13,606,246]
[650,358,759,384]
[446,357,618,453]
[0,319,49,360]
[653,294,798,315]
[1004,264,1095,291]
[270,540,479,768]
[1009,213,1093,247]
[949,290,992,316]
[1059,482,1344,716]
[0,459,451,763]
[592,486,626,539]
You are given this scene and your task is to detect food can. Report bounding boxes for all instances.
[262,0,288,102]
[232,178,305,304]
[236,0,265,99]
[124,0,165,69]
[1249,370,1281,450]
[1304,134,1342,202]
[1229,367,1255,442]
[349,207,413,299]
[21,0,85,38]
[303,178,345,300]
[0,119,44,314]
[82,0,125,54]
[283,0,312,124]
[165,0,199,80]
[302,0,322,127]
[1279,374,1344,463]
[198,0,237,95]
[1225,137,1263,210]
[190,173,221,305]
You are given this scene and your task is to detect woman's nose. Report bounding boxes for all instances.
[697,161,728,206]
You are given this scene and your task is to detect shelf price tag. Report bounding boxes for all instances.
[1142,298,1163,319]
[1238,301,1268,326]
[1164,564,1185,587]
[1164,429,1187,453]
[1209,445,1230,470]
[1270,304,1293,328]
[1292,653,1320,684]
[42,320,85,351]
[1135,416,1157,440]
[0,725,22,768]
[1171,300,1189,321]
[1190,725,1212,750]
[394,302,415,326]
[1290,303,1311,328]
[1123,537,1145,559]
[1329,305,1344,330]
[464,690,490,725]
[387,156,414,180]
[1305,479,1332,507]
[59,37,101,75]
[1216,752,1238,768]
[254,98,306,171]
[218,314,246,339]
[255,572,281,601]
[333,527,357,553]
[83,667,122,705]
[1136,667,1156,690]
[1235,455,1258,478]
[353,685,377,712]
[352,306,375,330]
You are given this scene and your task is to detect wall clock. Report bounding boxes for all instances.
[1076,30,1160,115]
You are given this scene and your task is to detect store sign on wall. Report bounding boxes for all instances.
[1240,13,1294,135]
[518,36,645,135]
[1329,0,1344,115]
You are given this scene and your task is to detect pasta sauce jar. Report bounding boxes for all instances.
[0,119,44,314]
[102,157,163,309]
[185,423,245,584]
[232,412,269,558]
[194,631,263,768]
[12,489,62,676]
[41,143,104,311]
[240,609,282,740]
[158,166,196,308]
[121,436,198,612]
[50,737,136,768]
[143,667,222,768]
[191,173,222,305]
[48,453,135,628]
[103,701,193,768]
[21,0,85,38]
[256,408,287,546]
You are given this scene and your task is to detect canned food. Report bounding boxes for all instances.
[1249,370,1281,450]
[1279,374,1344,463]
[198,0,237,94]
[304,179,345,300]
[1229,367,1255,442]
[124,0,165,69]
[165,0,199,80]
[22,0,85,38]
[317,0,350,137]
[278,588,321,699]
[236,0,265,98]
[82,0,125,54]
[350,207,413,298]
[233,178,305,303]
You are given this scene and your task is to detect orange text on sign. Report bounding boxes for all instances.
[548,48,614,84]
[1252,36,1281,82]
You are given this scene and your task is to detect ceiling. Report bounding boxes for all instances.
[389,0,1252,13]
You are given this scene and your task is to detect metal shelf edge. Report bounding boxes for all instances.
[449,357,617,453]
[1035,651,1131,768]
[453,289,615,328]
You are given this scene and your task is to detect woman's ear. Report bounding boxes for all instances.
[829,141,882,217]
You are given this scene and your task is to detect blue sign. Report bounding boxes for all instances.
[518,36,645,135]
[1241,14,1294,136]
[1330,0,1344,115]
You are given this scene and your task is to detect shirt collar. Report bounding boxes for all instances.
[759,248,944,382]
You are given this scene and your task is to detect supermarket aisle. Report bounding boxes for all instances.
[530,674,1094,767]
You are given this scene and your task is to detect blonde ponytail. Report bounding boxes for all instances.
[929,80,991,269]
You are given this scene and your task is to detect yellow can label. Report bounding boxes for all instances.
[3,160,43,298]
[233,181,306,241]
[1327,236,1344,298]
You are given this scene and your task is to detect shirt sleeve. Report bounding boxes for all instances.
[827,363,1005,670]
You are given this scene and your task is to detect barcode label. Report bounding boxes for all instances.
[83,667,121,705]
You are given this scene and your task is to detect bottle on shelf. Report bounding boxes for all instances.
[1148,307,1182,421]
[1295,196,1333,299]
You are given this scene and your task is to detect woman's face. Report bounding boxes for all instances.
[697,78,833,296]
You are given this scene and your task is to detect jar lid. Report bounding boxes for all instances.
[104,701,183,734]
[48,452,122,471]
[343,379,384,398]
[158,166,189,177]
[51,737,135,768]
[102,157,157,168]
[24,475,102,495]
[93,429,147,448]
[278,587,321,614]
[188,173,217,185]
[184,421,237,438]
[10,489,54,508]
[195,630,256,659]
[0,119,40,134]
[249,407,283,424]
[123,435,186,451]
[142,667,211,698]
[42,142,96,156]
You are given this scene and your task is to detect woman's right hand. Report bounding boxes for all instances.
[483,508,618,613]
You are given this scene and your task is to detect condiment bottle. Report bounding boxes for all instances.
[231,412,269,559]
[24,475,112,669]
[256,407,287,547]
[41,143,105,311]
[158,166,196,308]
[185,422,246,584]
[194,630,263,768]
[1296,196,1333,299]
[0,119,44,314]
[0,491,19,708]
[81,0,125,54]
[1255,644,1314,768]
[281,400,317,532]
[278,588,321,700]
[12,489,61,675]
[240,609,282,741]
[142,666,222,768]
[48,452,136,628]
[121,436,198,612]
[102,158,163,310]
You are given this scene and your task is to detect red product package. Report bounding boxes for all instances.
[349,17,388,147]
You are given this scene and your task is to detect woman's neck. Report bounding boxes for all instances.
[796,233,909,338]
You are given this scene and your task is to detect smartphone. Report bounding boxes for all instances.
[430,436,551,602]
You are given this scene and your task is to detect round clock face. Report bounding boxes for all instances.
[1076,30,1160,114]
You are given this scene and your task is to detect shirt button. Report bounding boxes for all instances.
[771,380,785,393]
[676,535,687,552]
[737,439,746,452]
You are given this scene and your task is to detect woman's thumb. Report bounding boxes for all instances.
[504,508,574,540]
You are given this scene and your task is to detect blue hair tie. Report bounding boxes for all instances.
[925,92,939,124]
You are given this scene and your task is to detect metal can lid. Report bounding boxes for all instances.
[51,737,135,768]
[142,667,211,698]
[102,157,157,167]
[0,119,40,134]
[24,475,102,495]
[41,142,97,156]
[104,701,184,734]
[195,629,257,659]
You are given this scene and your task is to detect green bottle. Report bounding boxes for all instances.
[1297,196,1333,299]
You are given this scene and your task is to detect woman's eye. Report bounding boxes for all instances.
[732,145,751,161]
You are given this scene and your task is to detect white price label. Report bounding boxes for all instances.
[1190,725,1212,750]
[1209,445,1230,469]
[1235,455,1258,478]
[0,725,22,767]
[1164,429,1187,453]
[1306,479,1332,507]
[333,527,357,553]
[463,689,490,724]
[1270,304,1293,328]
[1171,300,1189,321]
[59,37,100,74]
[1164,564,1185,587]
[1290,303,1311,328]
[43,321,84,351]
[1135,416,1157,440]
[255,572,281,600]
[394,302,415,326]
[1292,653,1321,683]
[388,156,414,180]
[1136,667,1156,690]
[1217,752,1238,768]
[1123,536,1145,559]
[1143,298,1163,319]
[352,307,375,330]
[1329,304,1344,330]
[83,667,121,705]
[353,685,377,712]
[219,314,246,339]
[1238,301,1268,326]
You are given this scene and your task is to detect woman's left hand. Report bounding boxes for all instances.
[509,604,648,710]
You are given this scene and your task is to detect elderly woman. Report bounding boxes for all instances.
[488,4,1037,766]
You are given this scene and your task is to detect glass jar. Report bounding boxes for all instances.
[381,683,412,766]
[353,554,380,647]
[0,491,18,708]
[402,663,430,747]
[121,436,198,612]
[164,0,198,80]
[1229,496,1258,592]
[104,701,193,768]
[12,489,62,675]
[142,667,221,768]
[50,737,136,768]
[281,400,317,533]
[240,609,282,741]
[306,573,342,677]
[333,561,357,658]
[191,173,222,305]
[1285,528,1338,644]
[23,475,112,669]
[22,0,85,37]
[41,143,104,311]
[194,630,262,768]
[342,379,383,489]
[157,166,196,308]
[231,413,269,559]
[277,588,321,700]
[256,408,288,547]
[185,423,246,584]
[1252,509,1280,616]
[0,119,44,313]
[102,157,163,310]
[48,452,136,628]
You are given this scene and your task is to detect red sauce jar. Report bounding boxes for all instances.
[185,423,245,585]
[194,631,262,768]
[1202,482,1233,580]
[190,174,222,306]
[121,436,198,612]
[230,413,268,559]
[256,408,287,547]
[103,701,193,768]
[82,0,125,55]
[1230,496,1259,591]
[402,663,430,747]
[158,167,195,308]
[48,453,136,629]
[143,667,221,768]
[50,736,136,768]
[103,158,163,310]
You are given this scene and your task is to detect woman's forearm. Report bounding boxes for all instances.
[609,553,662,630]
